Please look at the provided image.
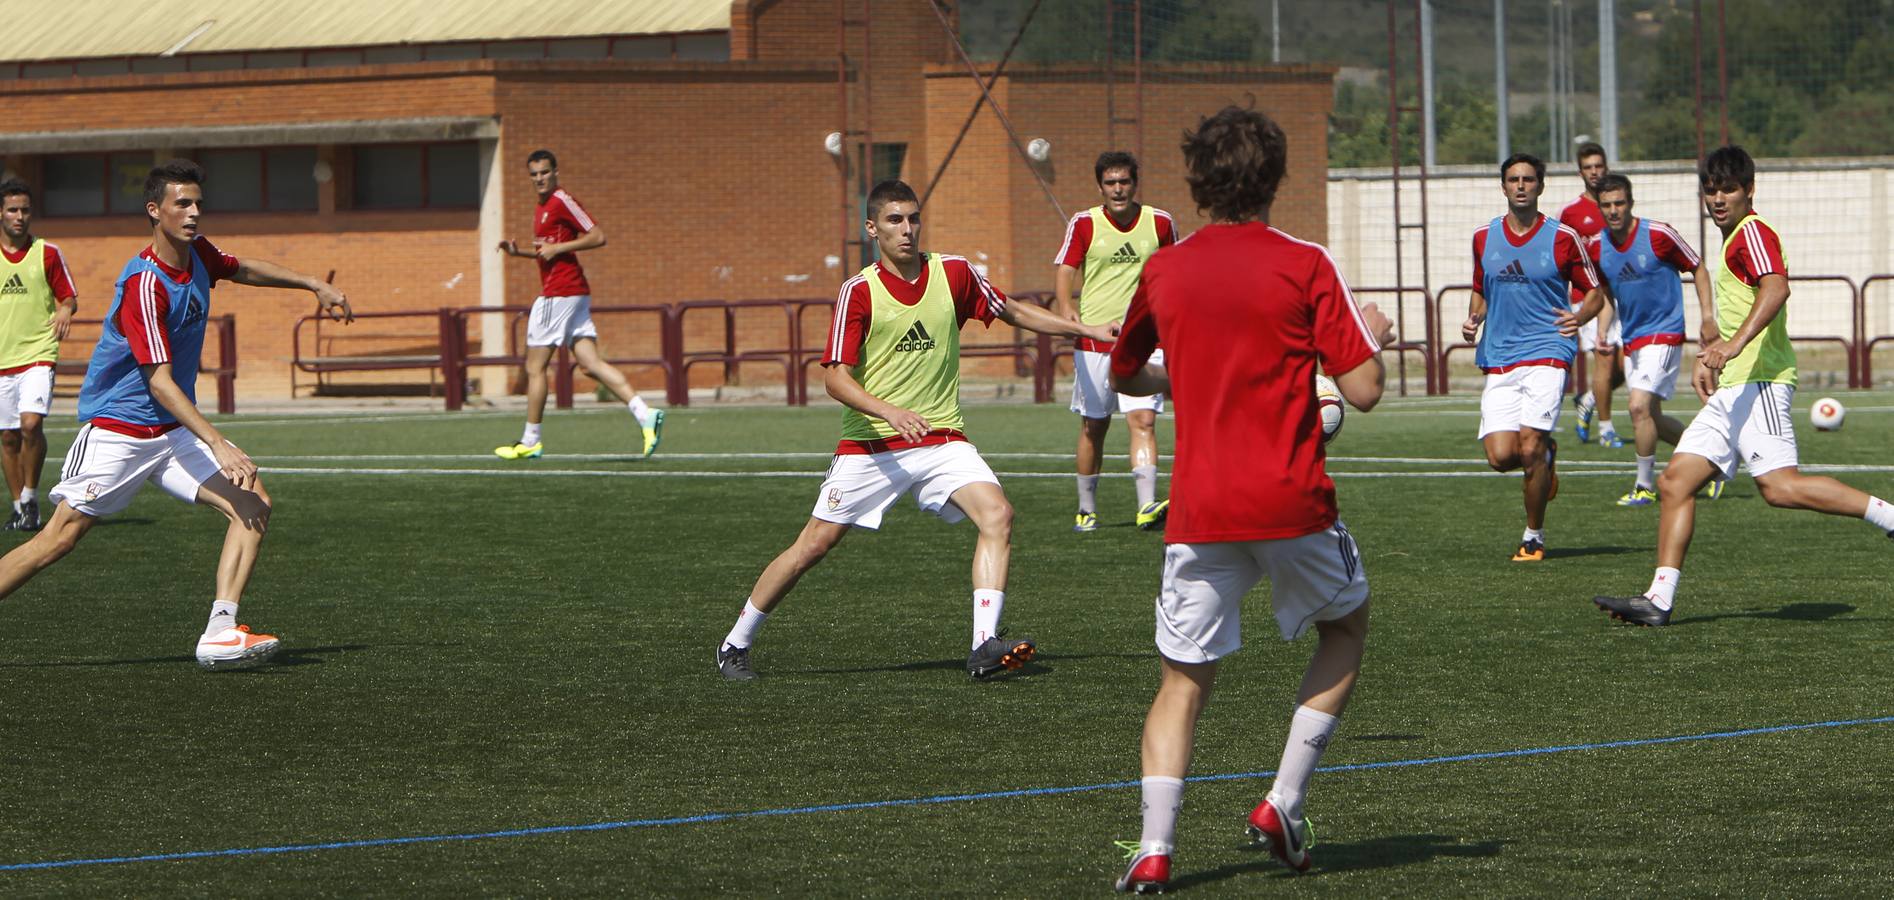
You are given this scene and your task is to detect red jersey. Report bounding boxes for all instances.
[1721,213,1787,285]
[0,242,78,301]
[534,188,595,297]
[1559,195,1605,303]
[119,238,240,365]
[823,254,1004,367]
[1110,224,1380,543]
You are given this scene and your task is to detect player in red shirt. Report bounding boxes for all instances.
[493,149,663,460]
[1560,141,1627,447]
[1107,106,1394,893]
[0,180,78,532]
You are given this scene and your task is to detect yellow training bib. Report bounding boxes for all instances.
[1713,214,1795,388]
[0,239,61,369]
[1078,205,1162,326]
[841,254,964,441]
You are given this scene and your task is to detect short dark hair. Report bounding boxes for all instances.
[1181,105,1288,222]
[0,179,30,205]
[1576,142,1607,164]
[864,179,919,220]
[1500,153,1546,183]
[1699,145,1755,190]
[527,149,558,169]
[1596,173,1634,202]
[1094,151,1138,185]
[143,159,205,213]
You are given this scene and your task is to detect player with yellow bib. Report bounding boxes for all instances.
[714,180,1114,682]
[0,180,79,532]
[1594,146,1894,627]
[1054,152,1178,532]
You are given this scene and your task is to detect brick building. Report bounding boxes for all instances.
[0,0,1334,403]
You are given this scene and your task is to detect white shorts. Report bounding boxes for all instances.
[48,424,221,517]
[1478,365,1569,438]
[1154,522,1370,662]
[1578,307,1624,352]
[1624,342,1683,400]
[1071,349,1164,419]
[525,295,599,347]
[1674,382,1798,480]
[0,365,54,429]
[812,441,1001,530]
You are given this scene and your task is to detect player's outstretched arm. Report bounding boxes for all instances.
[1699,273,1788,373]
[232,259,354,323]
[140,362,258,494]
[997,299,1114,343]
[821,364,930,442]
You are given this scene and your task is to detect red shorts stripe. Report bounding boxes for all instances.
[1481,358,1571,375]
[834,429,969,456]
[0,360,56,377]
[88,418,182,439]
[1076,337,1116,354]
[1625,333,1685,352]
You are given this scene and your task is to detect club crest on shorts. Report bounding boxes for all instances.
[826,487,843,511]
[83,482,101,501]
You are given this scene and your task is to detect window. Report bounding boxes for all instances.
[195,147,318,212]
[266,148,319,211]
[353,142,478,209]
[41,152,151,217]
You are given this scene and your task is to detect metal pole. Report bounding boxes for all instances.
[1608,20,1621,158]
[1495,0,1508,161]
[1421,0,1436,169]
[1272,0,1281,63]
[1546,0,1556,160]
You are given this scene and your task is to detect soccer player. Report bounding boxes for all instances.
[714,179,1116,682]
[1052,152,1178,532]
[1594,146,1894,627]
[0,180,77,532]
[1561,142,1626,448]
[1587,174,1715,507]
[1109,105,1395,893]
[1462,153,1605,562]
[0,160,354,668]
[493,149,662,460]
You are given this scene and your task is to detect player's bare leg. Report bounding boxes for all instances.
[14,413,46,529]
[0,502,95,598]
[197,474,272,604]
[745,517,850,614]
[1127,408,1166,528]
[950,481,1032,674]
[1657,453,1716,569]
[522,344,555,427]
[1591,348,1621,443]
[1141,658,1216,780]
[1299,602,1368,715]
[1621,391,1684,506]
[1074,416,1109,530]
[1483,428,1554,559]
[0,429,20,527]
[1752,468,1874,518]
[571,336,662,455]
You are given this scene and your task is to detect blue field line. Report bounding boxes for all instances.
[4,714,1888,873]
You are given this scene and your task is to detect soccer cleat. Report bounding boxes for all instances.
[1511,538,1546,562]
[1704,478,1726,501]
[1246,796,1314,874]
[16,498,39,532]
[716,644,758,681]
[1593,594,1672,627]
[1114,841,1170,894]
[194,624,281,671]
[967,634,1035,678]
[1073,510,1099,533]
[1136,500,1170,531]
[1,507,17,531]
[1574,392,1595,443]
[494,441,543,460]
[641,409,665,458]
[1617,486,1658,507]
[1598,430,1625,449]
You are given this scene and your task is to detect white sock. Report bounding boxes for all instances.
[1076,474,1099,513]
[972,589,1004,648]
[1636,455,1656,490]
[629,396,657,429]
[204,600,239,636]
[19,487,34,504]
[1133,465,1158,508]
[1137,776,1183,854]
[721,600,769,650]
[1646,567,1680,610]
[521,422,542,446]
[1523,527,1544,544]
[1269,706,1338,822]
[1865,496,1894,532]
[1578,390,1596,413]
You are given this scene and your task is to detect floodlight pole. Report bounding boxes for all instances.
[1421,0,1436,168]
[1494,0,1508,161]
[1599,0,1617,160]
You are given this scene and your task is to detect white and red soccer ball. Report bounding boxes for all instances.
[1810,397,1846,432]
[1315,374,1345,443]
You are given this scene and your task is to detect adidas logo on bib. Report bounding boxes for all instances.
[1107,242,1141,264]
[1495,260,1530,283]
[895,321,937,353]
[0,274,25,296]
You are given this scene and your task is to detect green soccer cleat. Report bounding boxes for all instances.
[1073,510,1098,533]
[1136,500,1170,531]
[1704,477,1726,500]
[641,409,665,458]
[494,441,543,460]
[1617,486,1657,507]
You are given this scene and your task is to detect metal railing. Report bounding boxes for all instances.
[57,314,238,414]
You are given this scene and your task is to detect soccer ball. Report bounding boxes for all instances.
[1810,397,1846,431]
[1315,374,1345,443]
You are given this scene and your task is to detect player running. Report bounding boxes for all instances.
[0,160,354,668]
[1587,174,1715,507]
[1561,142,1626,447]
[1463,153,1605,562]
[1110,105,1395,893]
[714,180,1115,682]
[0,180,77,532]
[493,149,662,460]
[1594,146,1894,627]
[1052,152,1178,532]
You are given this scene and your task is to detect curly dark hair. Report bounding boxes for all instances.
[1699,145,1755,190]
[1094,151,1138,185]
[1181,105,1287,222]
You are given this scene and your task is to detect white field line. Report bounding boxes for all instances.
[258,466,1651,480]
[248,452,1644,468]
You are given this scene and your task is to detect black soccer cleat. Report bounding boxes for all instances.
[16,498,39,532]
[717,644,758,681]
[1593,594,1672,627]
[967,634,1035,678]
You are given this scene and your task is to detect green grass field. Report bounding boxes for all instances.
[2,389,1891,896]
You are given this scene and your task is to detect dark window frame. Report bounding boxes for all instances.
[350,140,480,211]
